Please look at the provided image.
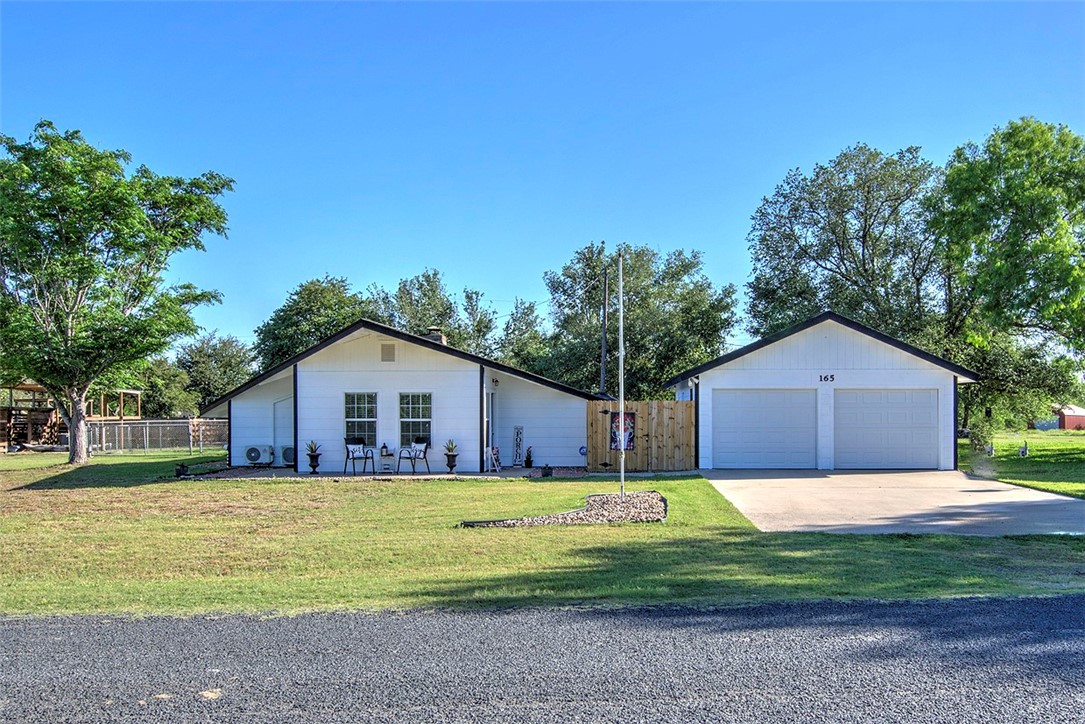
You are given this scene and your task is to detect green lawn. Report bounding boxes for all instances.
[960,430,1085,500]
[1,451,1083,615]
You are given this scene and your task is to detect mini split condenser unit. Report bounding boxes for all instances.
[245,445,275,465]
[280,446,296,466]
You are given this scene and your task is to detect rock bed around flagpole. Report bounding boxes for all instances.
[461,490,666,528]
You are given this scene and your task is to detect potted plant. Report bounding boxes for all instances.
[524,446,533,468]
[306,440,322,474]
[444,439,458,473]
[541,463,553,478]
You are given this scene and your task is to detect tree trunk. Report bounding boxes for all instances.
[66,391,90,465]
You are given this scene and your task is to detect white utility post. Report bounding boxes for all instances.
[618,252,625,499]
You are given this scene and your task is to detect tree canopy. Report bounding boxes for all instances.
[251,246,735,400]
[0,121,232,463]
[365,269,500,356]
[931,117,1085,351]
[176,333,254,410]
[138,358,198,419]
[529,242,738,399]
[746,144,942,339]
[255,269,534,368]
[252,276,380,371]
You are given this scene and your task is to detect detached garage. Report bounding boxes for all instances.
[669,312,977,471]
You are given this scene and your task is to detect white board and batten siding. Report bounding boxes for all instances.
[298,330,482,472]
[225,327,591,473]
[697,321,958,470]
[228,371,292,467]
[489,370,587,468]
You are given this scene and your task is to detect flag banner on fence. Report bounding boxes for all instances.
[609,412,635,451]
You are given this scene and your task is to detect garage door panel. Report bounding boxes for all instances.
[713,389,816,469]
[835,389,938,469]
[913,408,936,425]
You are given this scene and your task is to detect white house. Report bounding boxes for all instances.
[667,312,978,471]
[201,320,599,473]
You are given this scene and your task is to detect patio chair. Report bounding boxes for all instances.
[396,437,430,474]
[344,437,375,475]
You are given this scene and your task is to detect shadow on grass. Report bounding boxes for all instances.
[417,527,1085,609]
[11,454,227,490]
[796,497,1085,535]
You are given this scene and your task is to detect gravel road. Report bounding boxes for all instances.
[2,596,1083,722]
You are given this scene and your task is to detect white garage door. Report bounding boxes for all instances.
[712,389,817,468]
[834,389,938,469]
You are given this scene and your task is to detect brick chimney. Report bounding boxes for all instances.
[425,326,447,345]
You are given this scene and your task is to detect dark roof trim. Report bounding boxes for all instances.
[663,311,979,387]
[200,317,603,415]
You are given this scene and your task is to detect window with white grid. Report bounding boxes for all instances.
[345,392,377,443]
[399,392,432,446]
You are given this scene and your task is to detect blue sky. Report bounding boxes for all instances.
[3,2,1083,348]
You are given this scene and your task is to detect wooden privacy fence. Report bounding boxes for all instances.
[586,400,696,472]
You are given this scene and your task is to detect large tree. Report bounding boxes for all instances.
[931,117,1085,351]
[536,242,737,399]
[746,144,942,339]
[176,332,254,410]
[0,121,232,463]
[252,276,382,371]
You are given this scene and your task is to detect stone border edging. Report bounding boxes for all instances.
[461,490,668,528]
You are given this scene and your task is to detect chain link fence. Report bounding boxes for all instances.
[87,419,228,455]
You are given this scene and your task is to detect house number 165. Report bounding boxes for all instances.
[819,374,836,382]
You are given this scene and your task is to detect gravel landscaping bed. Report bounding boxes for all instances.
[463,490,667,527]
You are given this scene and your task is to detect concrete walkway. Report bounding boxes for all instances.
[702,469,1085,536]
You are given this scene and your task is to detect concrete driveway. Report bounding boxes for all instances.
[702,469,1085,535]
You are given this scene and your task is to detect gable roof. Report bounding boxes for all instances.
[200,317,603,416]
[663,311,979,387]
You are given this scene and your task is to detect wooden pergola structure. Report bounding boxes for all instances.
[86,389,143,421]
[1,382,142,449]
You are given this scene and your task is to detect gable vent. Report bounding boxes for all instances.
[380,343,396,363]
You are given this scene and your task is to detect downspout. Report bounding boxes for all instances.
[293,365,299,474]
[953,376,958,470]
[693,378,700,470]
[479,365,485,474]
[227,400,233,467]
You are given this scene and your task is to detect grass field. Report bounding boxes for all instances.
[960,430,1085,500]
[2,450,1083,615]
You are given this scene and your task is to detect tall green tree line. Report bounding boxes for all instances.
[251,243,738,400]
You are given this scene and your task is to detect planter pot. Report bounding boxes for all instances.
[307,452,321,474]
[445,452,458,473]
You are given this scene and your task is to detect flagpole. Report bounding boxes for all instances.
[618,252,625,500]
